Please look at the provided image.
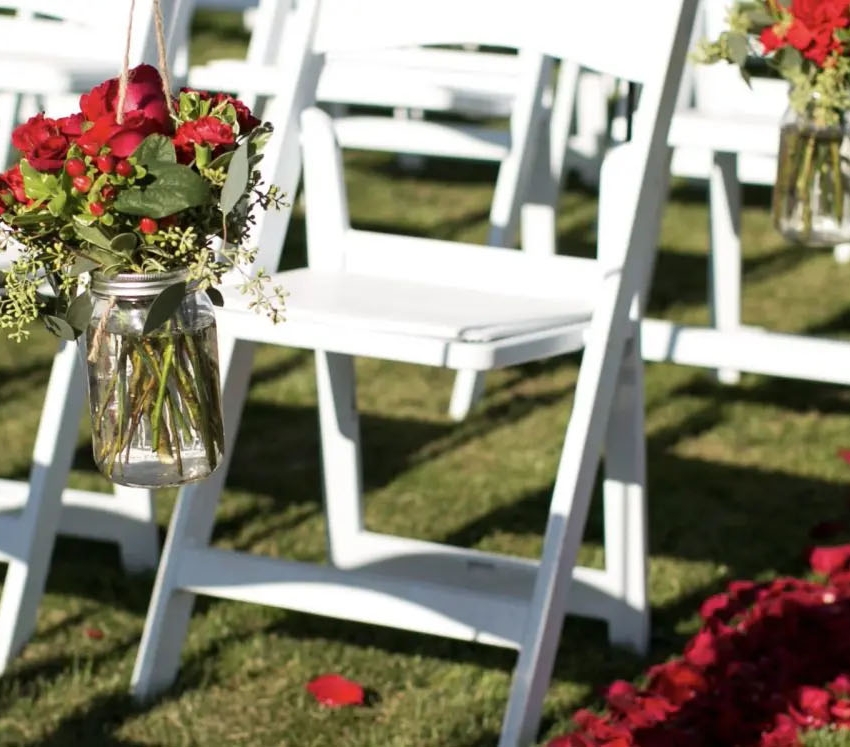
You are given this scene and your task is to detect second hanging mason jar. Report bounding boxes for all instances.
[773,94,850,247]
[84,270,225,488]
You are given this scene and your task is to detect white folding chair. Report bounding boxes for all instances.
[0,0,196,673]
[189,0,600,421]
[130,0,696,743]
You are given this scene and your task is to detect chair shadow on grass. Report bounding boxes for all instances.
[6,184,850,745]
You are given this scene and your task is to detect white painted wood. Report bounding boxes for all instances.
[133,5,698,747]
[708,152,742,385]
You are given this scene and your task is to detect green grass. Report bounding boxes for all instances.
[1,11,850,747]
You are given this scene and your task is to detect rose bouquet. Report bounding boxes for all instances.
[696,0,850,245]
[0,64,286,487]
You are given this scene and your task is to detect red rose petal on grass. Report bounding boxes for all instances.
[837,448,850,465]
[306,673,365,707]
[809,544,850,576]
[83,627,104,640]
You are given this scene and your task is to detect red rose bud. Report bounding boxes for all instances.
[72,175,92,193]
[95,155,115,174]
[139,217,158,234]
[65,158,86,178]
[80,140,102,157]
[89,201,105,217]
[115,159,133,178]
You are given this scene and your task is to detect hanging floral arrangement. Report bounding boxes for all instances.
[0,58,286,488]
[695,0,850,246]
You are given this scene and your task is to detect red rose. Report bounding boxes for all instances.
[180,88,261,135]
[76,111,162,158]
[760,0,849,65]
[1,165,30,205]
[172,115,236,163]
[56,113,84,139]
[11,113,72,172]
[80,63,173,132]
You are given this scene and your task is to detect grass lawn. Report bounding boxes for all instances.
[1,10,850,746]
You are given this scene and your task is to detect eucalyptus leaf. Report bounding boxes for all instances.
[133,134,177,165]
[65,292,93,334]
[745,7,775,27]
[206,287,224,307]
[68,256,101,276]
[207,150,235,171]
[143,281,187,334]
[110,232,138,254]
[726,32,749,68]
[113,163,211,218]
[221,140,249,217]
[43,314,78,341]
[74,223,113,251]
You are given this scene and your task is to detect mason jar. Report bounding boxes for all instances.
[84,270,224,488]
[773,100,850,246]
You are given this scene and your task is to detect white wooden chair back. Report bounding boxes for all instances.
[252,0,694,275]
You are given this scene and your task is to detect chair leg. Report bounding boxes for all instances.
[112,485,160,573]
[131,336,257,700]
[448,368,487,422]
[316,351,365,566]
[0,342,84,671]
[603,333,649,653]
[499,304,637,746]
[708,151,742,386]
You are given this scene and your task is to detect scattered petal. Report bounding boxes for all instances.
[306,673,366,707]
[809,544,850,576]
[83,627,104,640]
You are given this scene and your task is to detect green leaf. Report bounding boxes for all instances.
[143,281,187,334]
[207,150,235,171]
[7,210,51,227]
[47,188,67,217]
[221,140,249,217]
[133,134,177,165]
[206,287,224,307]
[68,256,101,276]
[65,292,93,334]
[73,223,113,251]
[43,314,78,341]
[775,46,803,77]
[110,232,138,254]
[19,159,58,201]
[745,7,775,27]
[726,32,749,68]
[113,163,212,219]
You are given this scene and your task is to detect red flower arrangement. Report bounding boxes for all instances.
[0,63,285,341]
[696,0,850,245]
[548,539,850,747]
[0,63,287,487]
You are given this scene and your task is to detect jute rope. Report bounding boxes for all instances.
[116,0,173,125]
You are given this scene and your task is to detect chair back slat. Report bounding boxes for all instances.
[312,0,692,85]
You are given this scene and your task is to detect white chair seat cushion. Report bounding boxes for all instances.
[221,268,592,343]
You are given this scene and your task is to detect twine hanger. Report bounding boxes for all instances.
[116,0,174,124]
